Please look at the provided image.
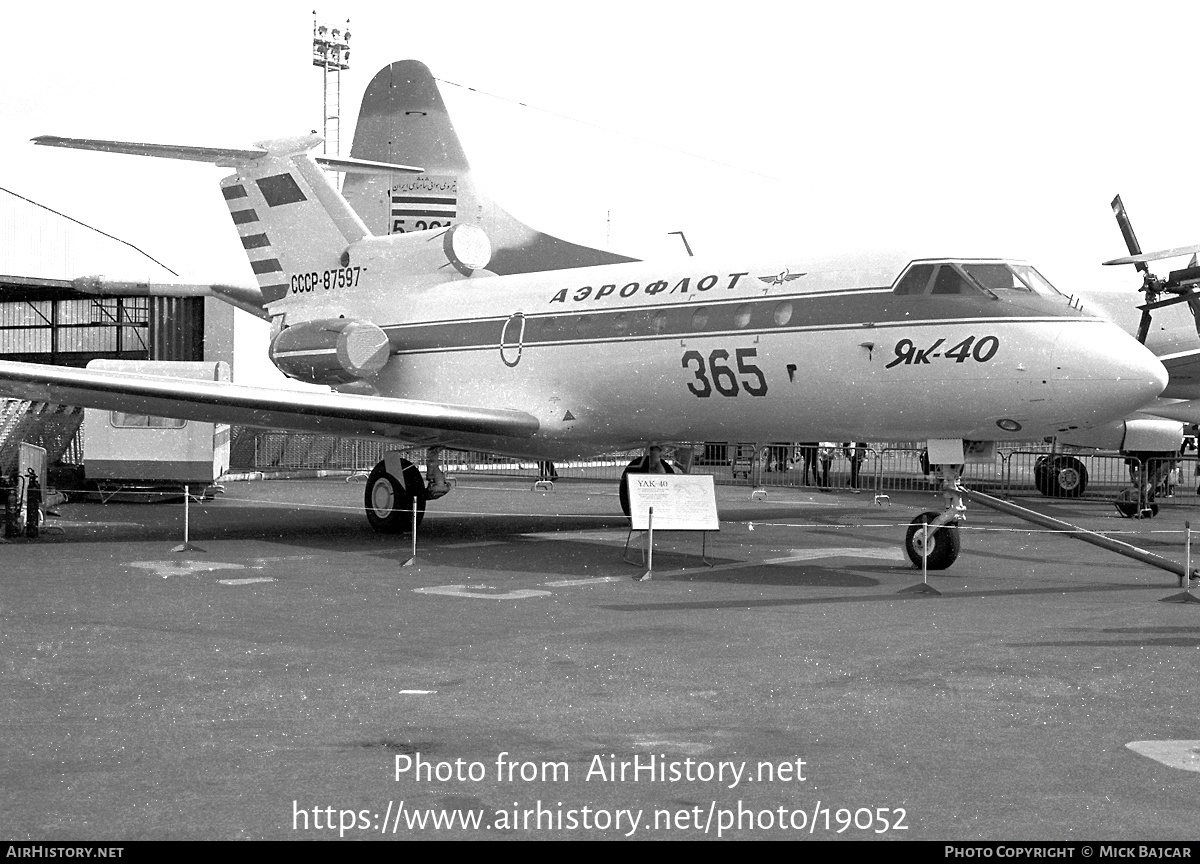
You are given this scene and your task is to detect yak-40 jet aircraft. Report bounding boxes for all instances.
[0,60,1169,570]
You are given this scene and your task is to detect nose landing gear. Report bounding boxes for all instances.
[903,464,966,569]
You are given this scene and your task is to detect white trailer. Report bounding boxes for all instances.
[83,361,230,487]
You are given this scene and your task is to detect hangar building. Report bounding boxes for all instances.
[0,186,236,477]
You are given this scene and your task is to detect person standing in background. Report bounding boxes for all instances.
[817,442,836,489]
[797,443,819,486]
[843,441,865,491]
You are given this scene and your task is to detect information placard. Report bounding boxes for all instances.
[627,474,719,531]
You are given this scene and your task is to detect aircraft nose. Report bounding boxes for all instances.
[1052,322,1167,417]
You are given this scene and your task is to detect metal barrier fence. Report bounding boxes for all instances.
[230,430,1200,510]
[242,431,641,481]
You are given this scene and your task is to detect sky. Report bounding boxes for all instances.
[3,0,1200,301]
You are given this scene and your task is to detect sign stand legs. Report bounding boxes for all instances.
[632,507,654,581]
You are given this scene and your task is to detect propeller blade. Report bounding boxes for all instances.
[1111,194,1150,274]
[1103,244,1200,266]
[1135,306,1153,343]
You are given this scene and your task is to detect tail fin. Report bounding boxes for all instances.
[32,133,424,313]
[342,60,638,275]
[219,134,369,305]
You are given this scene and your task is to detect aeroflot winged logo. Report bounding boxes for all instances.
[758,269,807,285]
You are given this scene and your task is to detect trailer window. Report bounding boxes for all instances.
[110,412,186,428]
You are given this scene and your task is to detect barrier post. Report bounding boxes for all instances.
[1000,450,1012,500]
[1160,520,1200,603]
[899,512,942,596]
[873,447,890,506]
[171,485,206,554]
[400,504,418,567]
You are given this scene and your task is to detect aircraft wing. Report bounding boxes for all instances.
[1158,349,1200,400]
[0,360,538,446]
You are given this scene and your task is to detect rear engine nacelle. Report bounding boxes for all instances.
[1059,418,1184,454]
[345,223,492,279]
[1121,418,1184,453]
[269,318,391,385]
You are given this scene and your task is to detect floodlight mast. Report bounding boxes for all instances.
[312,13,351,159]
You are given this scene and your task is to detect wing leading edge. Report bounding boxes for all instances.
[0,360,538,446]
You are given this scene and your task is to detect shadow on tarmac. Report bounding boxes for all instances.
[599,581,1165,612]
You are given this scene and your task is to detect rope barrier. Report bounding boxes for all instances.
[34,485,1200,538]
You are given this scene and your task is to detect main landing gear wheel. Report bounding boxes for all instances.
[904,511,961,570]
[1034,456,1089,498]
[364,459,426,533]
[1114,489,1159,519]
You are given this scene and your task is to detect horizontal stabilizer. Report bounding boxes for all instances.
[70,277,269,320]
[0,360,539,444]
[316,154,424,175]
[33,134,423,173]
[33,135,269,165]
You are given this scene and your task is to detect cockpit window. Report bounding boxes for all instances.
[892,260,1067,299]
[892,264,936,295]
[1009,264,1066,298]
[930,266,976,295]
[960,263,1027,294]
[893,263,988,297]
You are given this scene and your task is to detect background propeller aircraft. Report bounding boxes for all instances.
[0,61,1171,570]
[1036,195,1200,517]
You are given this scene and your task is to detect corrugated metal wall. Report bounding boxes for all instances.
[149,296,204,360]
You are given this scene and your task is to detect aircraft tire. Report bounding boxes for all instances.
[1114,496,1159,519]
[904,510,960,570]
[1035,456,1088,498]
[364,459,426,533]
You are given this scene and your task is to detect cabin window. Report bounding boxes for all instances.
[773,301,794,326]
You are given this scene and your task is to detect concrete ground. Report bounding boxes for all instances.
[2,476,1198,840]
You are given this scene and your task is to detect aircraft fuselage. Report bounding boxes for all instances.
[275,252,1167,458]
